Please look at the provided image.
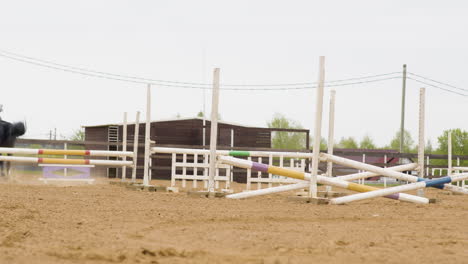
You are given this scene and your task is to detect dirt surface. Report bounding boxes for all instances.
[1,175,468,264]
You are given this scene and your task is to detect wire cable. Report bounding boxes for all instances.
[0,49,400,87]
[0,51,402,90]
[408,72,468,92]
[0,49,465,96]
[407,77,468,97]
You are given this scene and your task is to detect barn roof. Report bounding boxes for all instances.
[82,117,290,131]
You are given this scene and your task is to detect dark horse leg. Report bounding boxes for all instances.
[0,160,4,177]
[0,159,10,177]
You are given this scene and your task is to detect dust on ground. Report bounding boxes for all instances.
[1,173,467,264]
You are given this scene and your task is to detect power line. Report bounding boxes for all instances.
[0,49,466,96]
[407,77,468,97]
[408,72,468,92]
[0,51,402,90]
[0,49,400,87]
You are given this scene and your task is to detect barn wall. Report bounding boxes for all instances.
[84,119,283,182]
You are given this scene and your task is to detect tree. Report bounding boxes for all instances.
[359,134,376,149]
[437,128,468,155]
[337,137,358,149]
[197,111,221,120]
[267,113,306,149]
[425,139,434,154]
[388,130,414,152]
[309,137,328,151]
[70,129,85,141]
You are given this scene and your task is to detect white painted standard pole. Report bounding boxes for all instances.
[131,111,140,182]
[448,130,452,176]
[310,56,325,198]
[325,89,336,192]
[208,68,220,193]
[64,143,68,177]
[417,88,425,196]
[122,112,128,181]
[143,85,151,186]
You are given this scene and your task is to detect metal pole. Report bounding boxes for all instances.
[400,64,407,153]
[208,68,220,193]
[448,131,452,176]
[122,112,128,181]
[326,90,336,192]
[131,111,140,182]
[143,84,151,186]
[202,48,207,147]
[309,56,325,198]
[417,88,425,197]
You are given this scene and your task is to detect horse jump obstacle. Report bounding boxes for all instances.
[0,147,135,183]
[219,156,428,204]
[153,147,312,190]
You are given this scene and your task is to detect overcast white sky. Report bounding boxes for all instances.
[0,0,466,148]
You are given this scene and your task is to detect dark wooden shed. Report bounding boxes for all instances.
[83,117,310,181]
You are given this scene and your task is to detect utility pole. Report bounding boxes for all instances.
[400,64,407,154]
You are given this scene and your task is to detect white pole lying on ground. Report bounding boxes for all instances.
[122,112,128,181]
[143,84,151,186]
[310,56,326,198]
[131,111,140,182]
[208,68,220,193]
[227,164,417,200]
[336,163,418,181]
[331,173,468,204]
[320,152,468,194]
[221,156,428,203]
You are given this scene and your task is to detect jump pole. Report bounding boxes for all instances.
[143,84,151,186]
[0,155,133,166]
[224,164,418,200]
[310,56,326,198]
[331,173,468,204]
[325,89,336,193]
[0,147,134,157]
[417,88,425,196]
[320,153,468,194]
[152,147,316,158]
[207,68,220,194]
[220,156,428,204]
[131,111,140,182]
[122,112,128,181]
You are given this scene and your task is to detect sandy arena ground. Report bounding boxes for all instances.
[1,173,468,264]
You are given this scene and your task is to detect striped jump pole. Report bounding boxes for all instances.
[152,147,314,159]
[0,155,134,167]
[320,153,468,195]
[225,163,419,199]
[331,173,468,204]
[0,147,134,158]
[219,156,428,204]
[153,147,418,182]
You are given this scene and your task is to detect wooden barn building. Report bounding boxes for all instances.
[83,117,310,182]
